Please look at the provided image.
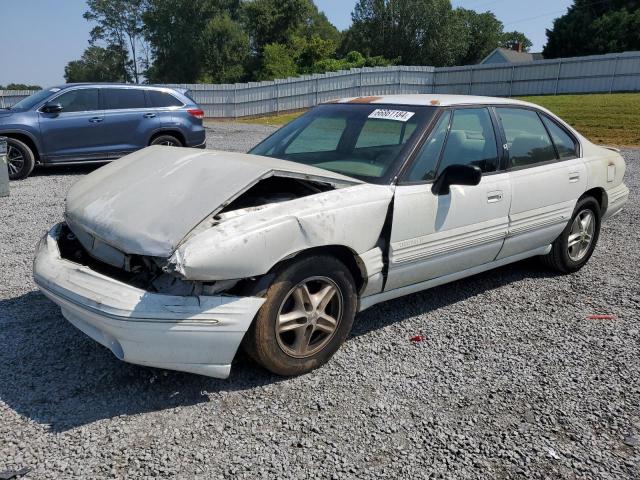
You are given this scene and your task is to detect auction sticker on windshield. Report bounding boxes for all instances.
[368,109,415,122]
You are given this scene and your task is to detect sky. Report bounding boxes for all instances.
[0,0,573,88]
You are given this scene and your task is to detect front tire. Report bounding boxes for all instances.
[150,134,183,147]
[244,255,357,376]
[541,196,601,273]
[6,138,35,180]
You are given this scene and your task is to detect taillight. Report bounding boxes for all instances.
[187,108,205,120]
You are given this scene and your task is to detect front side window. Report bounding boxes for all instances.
[541,115,578,159]
[11,89,55,111]
[54,89,99,113]
[496,108,557,168]
[405,111,451,182]
[437,108,499,174]
[250,104,436,182]
[102,88,146,110]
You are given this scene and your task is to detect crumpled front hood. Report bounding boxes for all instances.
[65,146,359,257]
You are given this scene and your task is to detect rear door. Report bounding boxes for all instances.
[386,107,512,291]
[146,89,185,128]
[494,107,586,259]
[100,87,159,155]
[38,87,104,161]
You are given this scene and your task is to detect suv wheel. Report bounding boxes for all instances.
[6,138,36,180]
[150,135,183,147]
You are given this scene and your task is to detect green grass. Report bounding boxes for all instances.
[237,111,304,126]
[231,93,640,146]
[517,93,640,147]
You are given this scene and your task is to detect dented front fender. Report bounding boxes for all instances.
[168,184,395,281]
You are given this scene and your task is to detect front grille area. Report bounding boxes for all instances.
[57,223,164,290]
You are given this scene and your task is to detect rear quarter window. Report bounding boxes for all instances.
[148,90,184,108]
[541,115,579,159]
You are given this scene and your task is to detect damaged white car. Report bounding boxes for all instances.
[34,95,629,378]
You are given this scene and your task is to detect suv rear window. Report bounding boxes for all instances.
[102,88,146,110]
[148,90,184,108]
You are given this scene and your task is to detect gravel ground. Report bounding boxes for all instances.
[1,123,638,479]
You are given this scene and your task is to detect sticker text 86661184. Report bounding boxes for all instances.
[368,109,415,122]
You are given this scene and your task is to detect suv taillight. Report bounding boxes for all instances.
[187,108,205,120]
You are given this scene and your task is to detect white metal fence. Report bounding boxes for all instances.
[3,51,639,118]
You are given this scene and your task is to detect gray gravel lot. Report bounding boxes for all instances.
[1,122,639,479]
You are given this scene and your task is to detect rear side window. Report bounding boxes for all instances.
[541,116,578,159]
[102,88,146,110]
[437,108,499,174]
[496,108,557,168]
[148,90,184,108]
[406,111,451,182]
[55,89,99,113]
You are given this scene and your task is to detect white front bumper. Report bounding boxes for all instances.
[33,224,265,378]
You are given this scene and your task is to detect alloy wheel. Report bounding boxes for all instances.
[276,276,343,358]
[7,145,25,177]
[567,209,595,262]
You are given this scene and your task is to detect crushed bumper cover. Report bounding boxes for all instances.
[33,223,265,378]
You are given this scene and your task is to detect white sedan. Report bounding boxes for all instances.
[33,95,629,378]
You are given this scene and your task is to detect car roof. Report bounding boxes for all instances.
[327,94,536,108]
[51,83,186,94]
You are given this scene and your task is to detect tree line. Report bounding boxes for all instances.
[64,0,531,84]
[63,0,640,85]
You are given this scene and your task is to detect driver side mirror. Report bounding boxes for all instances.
[41,102,63,114]
[431,164,482,195]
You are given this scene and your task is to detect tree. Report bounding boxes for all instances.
[64,45,132,83]
[454,8,504,65]
[143,0,242,83]
[84,0,147,83]
[258,43,299,80]
[200,14,250,83]
[500,31,533,52]
[544,0,640,58]
[345,0,464,67]
[0,84,42,90]
[242,0,312,52]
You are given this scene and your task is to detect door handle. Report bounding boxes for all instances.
[88,117,103,123]
[569,171,580,183]
[487,190,503,203]
[143,112,156,118]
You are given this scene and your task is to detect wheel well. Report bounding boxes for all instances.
[290,245,366,293]
[580,187,607,214]
[4,133,40,162]
[149,130,186,146]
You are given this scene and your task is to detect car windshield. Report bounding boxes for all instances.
[249,104,436,183]
[9,88,59,110]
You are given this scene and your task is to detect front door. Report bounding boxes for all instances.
[39,87,104,161]
[385,107,511,291]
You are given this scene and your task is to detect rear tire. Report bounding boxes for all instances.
[6,138,35,180]
[244,255,357,376]
[541,196,601,273]
[150,134,183,147]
